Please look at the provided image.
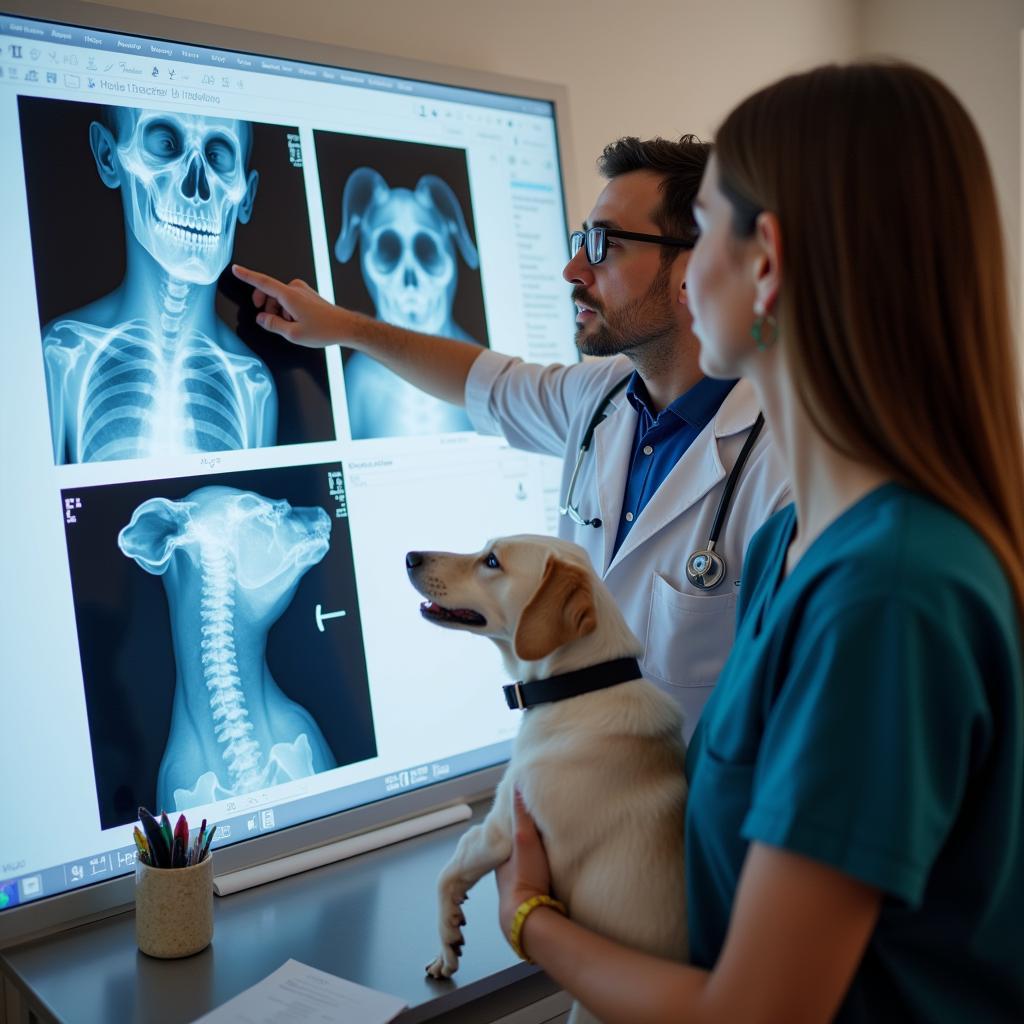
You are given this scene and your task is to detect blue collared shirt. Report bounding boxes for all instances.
[612,374,737,558]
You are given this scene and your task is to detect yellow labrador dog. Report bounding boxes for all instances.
[407,535,687,1020]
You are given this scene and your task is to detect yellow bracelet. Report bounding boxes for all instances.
[508,894,567,962]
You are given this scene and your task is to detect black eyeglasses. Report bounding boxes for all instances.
[569,226,695,265]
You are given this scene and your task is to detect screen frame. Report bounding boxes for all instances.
[0,0,577,950]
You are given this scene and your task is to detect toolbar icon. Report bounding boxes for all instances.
[8,43,23,58]
[19,875,42,898]
[63,73,80,89]
[0,882,18,910]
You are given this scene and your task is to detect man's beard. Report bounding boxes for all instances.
[573,262,676,357]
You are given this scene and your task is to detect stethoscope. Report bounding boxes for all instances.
[559,377,766,591]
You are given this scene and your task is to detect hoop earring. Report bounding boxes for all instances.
[750,312,778,351]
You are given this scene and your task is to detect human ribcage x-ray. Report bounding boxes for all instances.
[47,316,273,463]
[118,486,336,811]
[40,107,277,463]
[335,168,480,438]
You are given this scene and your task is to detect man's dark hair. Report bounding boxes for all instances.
[597,134,711,254]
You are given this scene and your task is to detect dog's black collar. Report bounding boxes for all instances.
[503,657,641,710]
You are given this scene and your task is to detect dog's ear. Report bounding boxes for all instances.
[513,556,597,661]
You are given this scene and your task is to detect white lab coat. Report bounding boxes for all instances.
[465,349,790,739]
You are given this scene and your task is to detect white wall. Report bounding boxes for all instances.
[861,0,1023,332]
[85,0,858,225]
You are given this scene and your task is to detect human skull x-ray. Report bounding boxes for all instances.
[335,168,481,438]
[118,486,336,811]
[42,108,278,463]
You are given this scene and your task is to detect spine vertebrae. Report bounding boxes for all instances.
[199,544,262,785]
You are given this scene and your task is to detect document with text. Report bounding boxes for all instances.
[193,959,407,1024]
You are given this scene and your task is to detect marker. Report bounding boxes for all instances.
[138,807,169,868]
[132,826,149,865]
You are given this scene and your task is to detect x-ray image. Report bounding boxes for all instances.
[314,131,490,441]
[61,463,374,828]
[19,98,334,464]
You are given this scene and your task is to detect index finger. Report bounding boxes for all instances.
[232,264,290,302]
[513,788,536,833]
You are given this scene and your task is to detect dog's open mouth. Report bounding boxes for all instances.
[420,601,487,627]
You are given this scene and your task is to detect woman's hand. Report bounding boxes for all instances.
[231,264,366,349]
[496,789,553,934]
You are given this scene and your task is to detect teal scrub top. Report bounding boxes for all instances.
[685,483,1024,1022]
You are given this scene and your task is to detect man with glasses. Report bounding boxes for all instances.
[233,136,788,739]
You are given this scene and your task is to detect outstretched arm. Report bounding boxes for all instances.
[232,265,483,407]
[497,795,880,1024]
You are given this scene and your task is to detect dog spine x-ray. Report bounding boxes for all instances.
[119,486,336,810]
[41,109,277,463]
[335,168,480,437]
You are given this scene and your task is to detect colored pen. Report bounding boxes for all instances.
[190,820,207,867]
[199,824,216,862]
[159,812,174,857]
[138,807,169,868]
[173,813,189,856]
[132,826,149,865]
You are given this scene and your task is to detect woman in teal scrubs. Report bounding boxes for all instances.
[494,62,1024,1023]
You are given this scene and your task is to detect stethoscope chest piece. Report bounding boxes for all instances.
[686,547,726,591]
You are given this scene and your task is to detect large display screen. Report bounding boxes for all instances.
[0,8,576,916]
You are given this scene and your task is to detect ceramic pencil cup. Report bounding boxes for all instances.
[135,855,214,958]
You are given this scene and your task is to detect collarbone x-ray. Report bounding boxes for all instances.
[118,486,336,812]
[41,108,278,464]
[335,167,481,438]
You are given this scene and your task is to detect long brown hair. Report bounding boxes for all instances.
[715,62,1024,619]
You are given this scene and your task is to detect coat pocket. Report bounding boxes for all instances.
[643,572,737,692]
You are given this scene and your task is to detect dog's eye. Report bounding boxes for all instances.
[484,552,501,570]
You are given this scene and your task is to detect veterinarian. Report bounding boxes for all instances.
[493,62,1024,1023]
[234,136,789,740]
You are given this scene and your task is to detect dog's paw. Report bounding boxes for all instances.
[426,904,466,978]
[425,947,460,978]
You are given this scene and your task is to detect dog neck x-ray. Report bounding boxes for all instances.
[42,108,277,464]
[119,486,336,812]
[335,167,480,438]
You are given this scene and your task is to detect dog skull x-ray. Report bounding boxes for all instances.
[333,167,480,439]
[335,167,479,336]
[118,486,337,812]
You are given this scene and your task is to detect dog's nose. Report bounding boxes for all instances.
[406,551,424,570]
